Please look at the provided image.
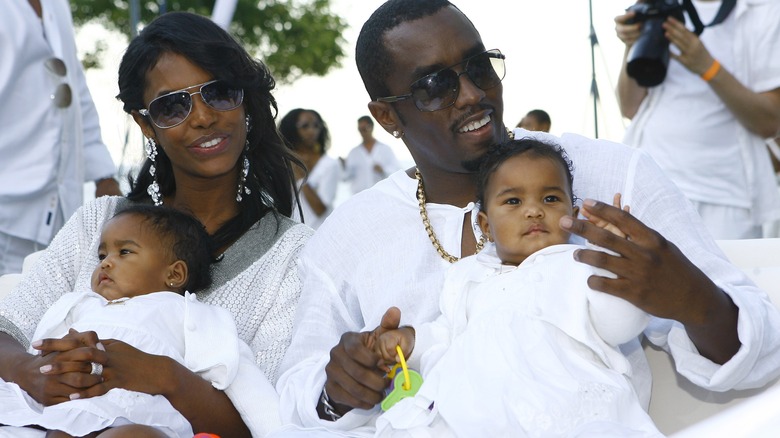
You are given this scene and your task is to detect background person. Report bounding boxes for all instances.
[516,108,552,132]
[0,11,311,438]
[343,115,401,195]
[0,0,121,276]
[280,108,340,230]
[615,0,780,239]
[276,0,780,435]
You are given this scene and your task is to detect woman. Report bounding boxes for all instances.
[279,108,341,229]
[0,12,310,438]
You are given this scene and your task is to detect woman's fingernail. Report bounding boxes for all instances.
[560,216,573,229]
[39,365,52,373]
[96,342,106,351]
[31,340,42,348]
[69,393,80,400]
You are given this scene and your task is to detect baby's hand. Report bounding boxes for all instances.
[371,311,415,372]
[582,193,630,238]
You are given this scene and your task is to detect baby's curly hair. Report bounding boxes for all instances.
[477,137,577,209]
[112,205,213,292]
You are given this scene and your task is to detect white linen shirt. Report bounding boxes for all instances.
[343,141,401,195]
[276,129,780,435]
[0,0,116,245]
[623,0,780,226]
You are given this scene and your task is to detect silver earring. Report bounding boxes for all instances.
[236,143,251,202]
[145,138,162,206]
[392,130,403,138]
[245,114,252,133]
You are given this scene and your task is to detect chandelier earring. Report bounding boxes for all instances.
[237,143,251,202]
[145,138,162,206]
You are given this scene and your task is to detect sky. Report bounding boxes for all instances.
[78,0,632,176]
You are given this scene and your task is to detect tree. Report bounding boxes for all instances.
[70,0,348,84]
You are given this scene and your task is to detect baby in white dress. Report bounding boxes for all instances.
[373,138,661,437]
[0,205,258,438]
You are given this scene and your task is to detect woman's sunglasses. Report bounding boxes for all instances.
[376,49,505,112]
[139,79,244,129]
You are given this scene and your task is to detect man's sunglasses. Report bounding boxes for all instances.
[139,79,244,129]
[376,49,505,112]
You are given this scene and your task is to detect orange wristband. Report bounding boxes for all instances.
[701,59,721,82]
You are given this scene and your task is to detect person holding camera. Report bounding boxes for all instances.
[615,0,780,239]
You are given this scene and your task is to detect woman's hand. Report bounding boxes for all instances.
[66,339,169,399]
[17,329,107,405]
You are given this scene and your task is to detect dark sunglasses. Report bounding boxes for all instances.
[139,79,244,129]
[376,49,505,112]
[45,58,72,109]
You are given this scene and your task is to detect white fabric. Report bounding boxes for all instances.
[293,155,341,229]
[375,244,658,437]
[343,141,401,195]
[622,0,780,232]
[0,290,243,437]
[689,200,762,239]
[0,0,116,248]
[276,129,780,435]
[0,196,311,437]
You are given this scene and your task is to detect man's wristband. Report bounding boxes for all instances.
[319,387,343,421]
[701,59,721,82]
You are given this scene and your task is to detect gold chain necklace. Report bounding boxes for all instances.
[415,168,486,263]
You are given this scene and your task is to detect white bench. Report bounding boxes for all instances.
[648,238,780,436]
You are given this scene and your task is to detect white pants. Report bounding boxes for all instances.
[689,201,762,240]
[0,232,45,276]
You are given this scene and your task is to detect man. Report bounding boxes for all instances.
[517,108,552,132]
[616,0,780,239]
[277,0,780,434]
[342,115,401,195]
[0,0,120,275]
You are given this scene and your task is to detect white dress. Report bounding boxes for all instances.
[292,155,341,229]
[0,290,245,437]
[375,244,660,437]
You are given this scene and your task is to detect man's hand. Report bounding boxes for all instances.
[663,17,715,76]
[320,308,401,417]
[560,199,740,363]
[615,10,643,47]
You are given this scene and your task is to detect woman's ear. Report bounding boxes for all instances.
[572,206,580,219]
[477,210,493,242]
[165,260,188,290]
[131,111,157,142]
[368,101,401,137]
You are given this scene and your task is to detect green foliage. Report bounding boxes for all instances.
[70,0,347,83]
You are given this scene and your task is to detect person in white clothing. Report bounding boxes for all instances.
[372,138,658,437]
[275,0,780,435]
[0,0,121,275]
[0,205,278,438]
[281,108,340,229]
[343,116,401,195]
[615,0,780,239]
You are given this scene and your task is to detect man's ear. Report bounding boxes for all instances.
[477,210,493,242]
[131,111,157,141]
[165,260,188,290]
[368,101,401,137]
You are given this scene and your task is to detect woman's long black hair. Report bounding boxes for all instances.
[117,12,301,250]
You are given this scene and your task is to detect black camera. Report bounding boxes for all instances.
[625,0,684,87]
